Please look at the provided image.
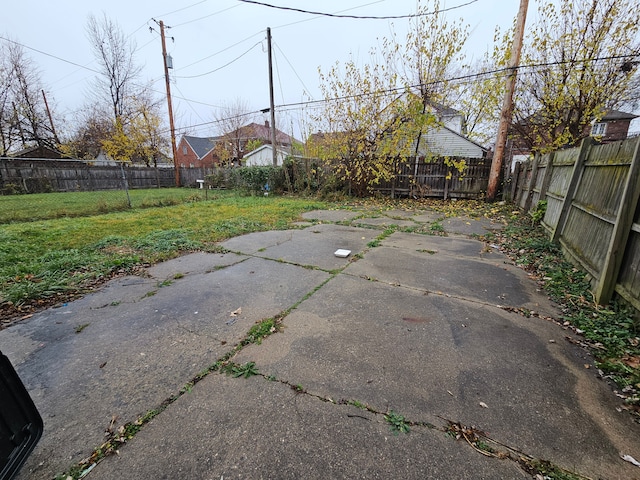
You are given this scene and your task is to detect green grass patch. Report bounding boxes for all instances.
[0,192,326,311]
[0,188,215,224]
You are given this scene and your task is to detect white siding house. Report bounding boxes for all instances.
[243,145,288,166]
[416,125,487,158]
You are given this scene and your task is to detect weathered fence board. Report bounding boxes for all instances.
[0,158,217,194]
[511,136,640,310]
[376,156,490,199]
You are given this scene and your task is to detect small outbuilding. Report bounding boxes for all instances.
[242,144,288,167]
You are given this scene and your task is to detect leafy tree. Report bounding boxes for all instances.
[59,104,113,159]
[512,0,640,152]
[310,0,470,196]
[396,0,469,109]
[311,58,430,197]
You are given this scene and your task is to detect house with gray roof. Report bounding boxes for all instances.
[176,135,221,168]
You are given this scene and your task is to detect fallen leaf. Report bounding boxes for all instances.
[230,307,242,317]
[621,355,640,369]
[479,402,488,409]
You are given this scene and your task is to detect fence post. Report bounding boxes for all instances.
[391,158,396,199]
[523,153,540,213]
[538,151,555,200]
[551,137,592,243]
[593,137,640,305]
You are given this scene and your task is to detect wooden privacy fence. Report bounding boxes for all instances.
[375,156,490,199]
[512,137,640,309]
[0,158,216,193]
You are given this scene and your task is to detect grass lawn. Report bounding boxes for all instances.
[0,187,218,223]
[0,191,326,314]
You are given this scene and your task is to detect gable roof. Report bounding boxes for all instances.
[234,122,296,145]
[182,135,219,159]
[416,124,488,158]
[601,110,639,121]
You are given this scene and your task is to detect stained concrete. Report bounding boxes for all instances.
[2,208,639,480]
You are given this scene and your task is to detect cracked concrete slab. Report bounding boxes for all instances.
[2,254,329,479]
[222,224,380,271]
[301,209,363,222]
[441,216,505,235]
[344,233,543,311]
[91,373,528,480]
[3,208,640,480]
[234,274,635,479]
[352,217,417,228]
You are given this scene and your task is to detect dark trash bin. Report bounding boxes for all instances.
[0,352,43,480]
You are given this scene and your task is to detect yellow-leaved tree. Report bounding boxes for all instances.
[310,0,471,196]
[512,0,640,152]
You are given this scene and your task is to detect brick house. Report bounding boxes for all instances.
[175,135,221,168]
[509,109,639,166]
[589,110,638,143]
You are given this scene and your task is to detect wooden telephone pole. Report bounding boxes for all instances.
[486,0,529,201]
[159,20,180,187]
[267,27,278,166]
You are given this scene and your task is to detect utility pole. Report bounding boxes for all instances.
[159,20,180,187]
[41,90,59,144]
[486,0,529,201]
[267,27,278,166]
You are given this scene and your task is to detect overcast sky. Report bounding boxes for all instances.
[3,0,526,140]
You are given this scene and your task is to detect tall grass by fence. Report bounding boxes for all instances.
[512,137,640,309]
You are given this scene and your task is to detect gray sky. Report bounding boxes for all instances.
[3,0,524,139]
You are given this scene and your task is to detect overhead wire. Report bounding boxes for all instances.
[174,40,263,78]
[167,52,640,135]
[272,0,388,30]
[236,0,478,20]
[173,30,264,71]
[273,41,313,98]
[170,4,242,28]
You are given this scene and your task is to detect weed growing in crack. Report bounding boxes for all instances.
[349,400,367,410]
[519,458,586,480]
[243,317,279,345]
[223,361,260,378]
[74,323,89,334]
[430,221,444,233]
[384,410,410,435]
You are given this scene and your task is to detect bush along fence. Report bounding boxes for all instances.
[512,136,640,310]
[0,158,217,194]
[205,156,491,199]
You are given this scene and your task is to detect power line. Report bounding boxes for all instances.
[236,0,479,19]
[0,36,101,75]
[174,31,263,71]
[272,0,388,29]
[171,4,242,28]
[174,41,262,79]
[273,41,313,98]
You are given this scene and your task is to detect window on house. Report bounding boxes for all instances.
[182,146,187,155]
[591,122,607,136]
